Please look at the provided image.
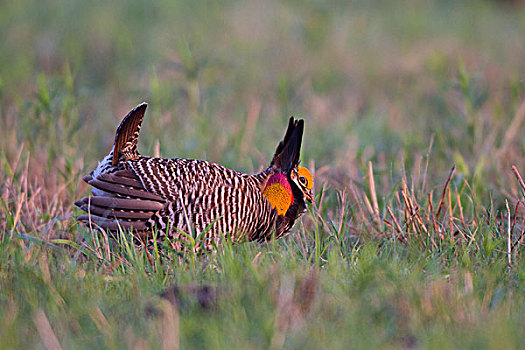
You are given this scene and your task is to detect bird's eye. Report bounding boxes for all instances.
[299,176,307,186]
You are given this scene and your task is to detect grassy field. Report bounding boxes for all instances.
[2,0,525,348]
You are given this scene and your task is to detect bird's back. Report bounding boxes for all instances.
[125,156,278,244]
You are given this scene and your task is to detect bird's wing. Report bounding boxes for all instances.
[75,169,167,232]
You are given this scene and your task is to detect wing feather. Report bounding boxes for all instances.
[75,167,166,232]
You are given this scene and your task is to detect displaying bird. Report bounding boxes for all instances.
[75,103,314,249]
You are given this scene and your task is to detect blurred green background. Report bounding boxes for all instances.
[2,0,525,184]
[2,1,525,348]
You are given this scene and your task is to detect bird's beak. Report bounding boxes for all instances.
[305,190,314,203]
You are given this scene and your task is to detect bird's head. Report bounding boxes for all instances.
[263,117,314,217]
[263,166,314,216]
[290,166,314,203]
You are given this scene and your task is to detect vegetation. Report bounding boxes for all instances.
[2,0,525,348]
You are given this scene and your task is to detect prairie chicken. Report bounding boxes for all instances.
[75,103,314,248]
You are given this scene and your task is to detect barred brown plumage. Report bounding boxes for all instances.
[75,103,314,249]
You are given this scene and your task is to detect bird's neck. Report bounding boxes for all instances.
[263,173,293,216]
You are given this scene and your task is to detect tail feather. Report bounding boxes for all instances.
[112,103,148,166]
[76,215,148,231]
[75,196,165,211]
[75,167,166,232]
[87,178,165,201]
[76,202,155,220]
[270,117,304,172]
[96,171,145,189]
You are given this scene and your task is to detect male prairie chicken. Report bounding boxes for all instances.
[75,103,314,248]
